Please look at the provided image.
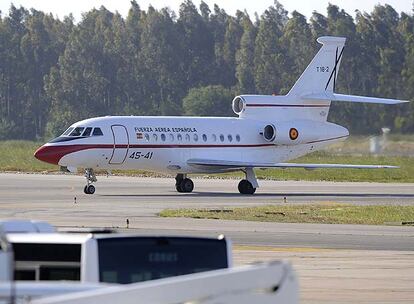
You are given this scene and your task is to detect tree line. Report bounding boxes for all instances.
[0,0,413,140]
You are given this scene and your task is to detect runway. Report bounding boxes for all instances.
[0,173,413,250]
[1,173,413,303]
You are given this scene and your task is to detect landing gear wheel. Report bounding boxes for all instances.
[238,179,256,195]
[84,184,95,195]
[176,184,184,193]
[175,174,193,193]
[180,178,194,193]
[175,174,184,193]
[84,168,97,195]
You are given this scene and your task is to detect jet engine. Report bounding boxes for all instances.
[263,124,276,142]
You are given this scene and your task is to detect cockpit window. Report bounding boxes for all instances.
[62,127,74,136]
[82,127,93,137]
[93,128,103,136]
[69,127,85,137]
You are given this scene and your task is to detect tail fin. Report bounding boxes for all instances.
[289,36,409,105]
[288,36,346,97]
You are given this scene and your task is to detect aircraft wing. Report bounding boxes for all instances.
[187,159,398,170]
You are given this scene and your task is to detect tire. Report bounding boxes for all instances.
[181,178,194,193]
[238,179,256,195]
[86,185,95,195]
[84,185,88,194]
[176,184,184,193]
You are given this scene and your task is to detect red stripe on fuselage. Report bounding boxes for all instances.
[34,135,347,165]
[34,144,112,165]
[34,143,275,165]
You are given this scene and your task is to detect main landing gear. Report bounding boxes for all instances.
[84,168,97,195]
[174,169,258,195]
[175,174,194,193]
[238,168,258,195]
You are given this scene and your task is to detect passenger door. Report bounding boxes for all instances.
[109,125,129,165]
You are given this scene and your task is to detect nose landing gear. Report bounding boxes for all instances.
[84,168,97,194]
[175,174,194,193]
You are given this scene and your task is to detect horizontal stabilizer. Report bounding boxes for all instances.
[303,93,409,104]
[188,159,398,170]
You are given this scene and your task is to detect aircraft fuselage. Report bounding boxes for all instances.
[35,115,348,174]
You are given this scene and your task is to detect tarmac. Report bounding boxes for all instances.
[0,173,413,303]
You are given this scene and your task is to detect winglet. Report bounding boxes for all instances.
[317,36,346,45]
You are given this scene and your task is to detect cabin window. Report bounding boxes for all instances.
[93,128,103,136]
[62,127,74,136]
[185,134,190,142]
[236,134,240,142]
[193,134,198,142]
[177,134,182,141]
[219,134,224,142]
[82,127,92,137]
[212,134,217,142]
[153,134,158,141]
[228,135,233,142]
[202,134,207,142]
[144,134,150,141]
[169,134,174,141]
[161,134,166,141]
[69,127,84,136]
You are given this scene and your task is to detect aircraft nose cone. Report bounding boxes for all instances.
[34,145,60,165]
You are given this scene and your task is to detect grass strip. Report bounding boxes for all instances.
[159,203,414,225]
[0,140,413,182]
[0,140,56,172]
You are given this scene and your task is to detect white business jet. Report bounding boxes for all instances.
[34,36,408,195]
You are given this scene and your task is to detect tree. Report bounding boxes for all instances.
[121,1,146,115]
[19,10,70,139]
[208,4,228,85]
[0,6,28,139]
[396,12,414,132]
[221,15,243,87]
[279,11,313,92]
[177,0,215,87]
[235,13,256,94]
[183,85,234,116]
[45,7,122,136]
[254,1,288,94]
[139,7,186,115]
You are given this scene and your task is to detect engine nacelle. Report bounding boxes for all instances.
[261,120,349,145]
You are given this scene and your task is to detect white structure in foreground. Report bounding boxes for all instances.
[0,220,299,303]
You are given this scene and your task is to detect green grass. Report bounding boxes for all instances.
[159,203,414,225]
[324,134,414,155]
[0,141,57,172]
[0,140,413,182]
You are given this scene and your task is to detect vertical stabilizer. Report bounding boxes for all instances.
[288,36,346,97]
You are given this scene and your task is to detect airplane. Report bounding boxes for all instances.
[34,36,408,195]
